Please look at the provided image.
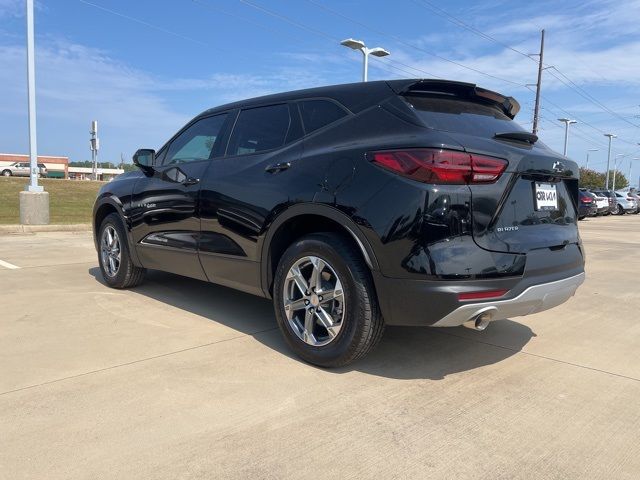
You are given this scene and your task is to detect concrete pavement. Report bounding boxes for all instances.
[1,216,639,479]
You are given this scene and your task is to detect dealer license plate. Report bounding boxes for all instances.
[535,182,558,211]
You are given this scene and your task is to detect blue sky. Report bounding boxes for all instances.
[1,0,640,185]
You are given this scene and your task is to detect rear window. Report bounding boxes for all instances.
[299,99,348,134]
[403,94,525,137]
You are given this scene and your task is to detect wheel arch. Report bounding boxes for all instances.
[93,195,142,267]
[260,203,379,297]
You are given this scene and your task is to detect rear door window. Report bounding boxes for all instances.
[299,99,348,134]
[404,94,525,138]
[227,104,290,156]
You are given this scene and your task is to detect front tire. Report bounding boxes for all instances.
[617,205,625,215]
[273,233,384,367]
[98,213,146,288]
[2,170,11,177]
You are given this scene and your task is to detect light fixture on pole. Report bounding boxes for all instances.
[585,148,598,170]
[604,133,617,189]
[558,118,576,156]
[19,0,49,225]
[340,38,390,82]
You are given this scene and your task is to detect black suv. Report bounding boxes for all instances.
[93,79,585,367]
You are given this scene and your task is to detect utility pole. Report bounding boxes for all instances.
[604,133,616,189]
[90,121,99,181]
[531,29,545,135]
[19,0,49,225]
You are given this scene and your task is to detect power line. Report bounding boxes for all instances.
[304,0,521,86]
[230,0,440,79]
[80,0,640,151]
[410,0,537,61]
[407,1,640,137]
[545,68,640,130]
[191,0,309,43]
[194,0,422,81]
[77,0,207,46]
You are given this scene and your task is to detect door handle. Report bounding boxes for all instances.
[182,177,200,186]
[265,162,291,173]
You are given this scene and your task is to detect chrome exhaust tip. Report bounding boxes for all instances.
[464,307,498,331]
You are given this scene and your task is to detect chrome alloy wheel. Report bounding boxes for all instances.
[283,255,345,347]
[100,225,121,277]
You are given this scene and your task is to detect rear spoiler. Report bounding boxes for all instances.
[386,79,521,119]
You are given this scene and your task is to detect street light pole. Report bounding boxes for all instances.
[26,0,41,193]
[19,0,49,225]
[585,148,598,170]
[612,154,624,192]
[558,118,576,156]
[604,133,616,189]
[629,158,640,188]
[340,38,390,82]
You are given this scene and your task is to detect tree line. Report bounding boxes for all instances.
[579,168,629,190]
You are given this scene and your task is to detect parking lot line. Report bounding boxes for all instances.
[0,259,20,270]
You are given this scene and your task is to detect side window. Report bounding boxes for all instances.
[299,99,348,134]
[227,104,290,156]
[162,114,227,166]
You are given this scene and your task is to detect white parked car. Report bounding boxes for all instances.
[587,190,610,215]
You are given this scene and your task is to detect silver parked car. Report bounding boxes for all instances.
[0,162,47,177]
[614,191,638,214]
[626,191,640,213]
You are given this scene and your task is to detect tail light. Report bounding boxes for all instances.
[368,148,507,184]
[581,197,592,203]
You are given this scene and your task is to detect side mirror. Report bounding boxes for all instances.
[133,149,156,172]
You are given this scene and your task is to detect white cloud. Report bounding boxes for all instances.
[0,38,331,162]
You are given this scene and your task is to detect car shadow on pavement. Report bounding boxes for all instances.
[89,268,535,380]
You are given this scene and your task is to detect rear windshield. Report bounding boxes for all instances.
[403,94,525,137]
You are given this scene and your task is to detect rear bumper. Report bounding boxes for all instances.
[431,272,585,327]
[372,243,585,327]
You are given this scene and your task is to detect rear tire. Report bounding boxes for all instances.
[98,213,146,289]
[273,233,384,367]
[617,205,624,215]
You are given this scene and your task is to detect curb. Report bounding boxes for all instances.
[0,223,92,234]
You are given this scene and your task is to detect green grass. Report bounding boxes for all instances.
[0,177,103,224]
